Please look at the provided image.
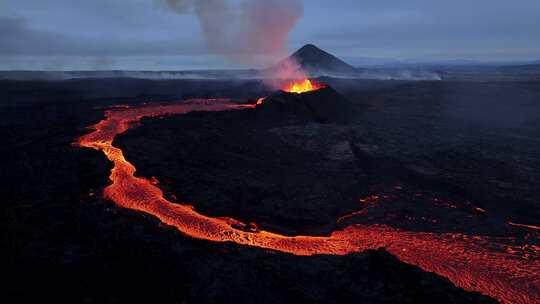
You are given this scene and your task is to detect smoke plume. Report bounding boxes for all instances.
[161,0,304,64]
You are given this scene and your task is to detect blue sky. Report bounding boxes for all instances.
[1,0,539,70]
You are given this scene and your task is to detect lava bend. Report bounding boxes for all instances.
[76,99,539,304]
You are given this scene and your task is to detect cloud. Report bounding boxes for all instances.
[0,16,204,56]
[1,0,539,64]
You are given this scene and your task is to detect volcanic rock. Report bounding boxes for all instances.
[266,44,358,77]
[256,85,357,124]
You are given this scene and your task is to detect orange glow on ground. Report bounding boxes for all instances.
[283,79,326,94]
[509,222,540,231]
[75,100,539,304]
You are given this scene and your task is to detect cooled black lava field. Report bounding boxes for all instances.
[3,78,540,303]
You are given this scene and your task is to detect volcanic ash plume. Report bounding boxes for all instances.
[162,0,304,63]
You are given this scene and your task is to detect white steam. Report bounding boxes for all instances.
[162,0,304,64]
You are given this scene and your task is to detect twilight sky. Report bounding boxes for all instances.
[1,0,539,70]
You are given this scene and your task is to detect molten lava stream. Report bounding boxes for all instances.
[76,99,539,304]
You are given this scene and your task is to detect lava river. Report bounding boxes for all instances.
[76,99,539,304]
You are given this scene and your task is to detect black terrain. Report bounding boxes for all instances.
[4,77,540,303]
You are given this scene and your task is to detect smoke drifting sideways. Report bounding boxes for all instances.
[162,0,304,65]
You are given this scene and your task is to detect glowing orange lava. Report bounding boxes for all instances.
[256,97,266,105]
[75,100,539,304]
[283,79,326,94]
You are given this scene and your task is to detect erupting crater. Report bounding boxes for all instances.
[255,80,355,124]
[75,97,539,304]
[256,78,326,106]
[283,79,327,94]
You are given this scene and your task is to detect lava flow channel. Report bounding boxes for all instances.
[76,99,539,304]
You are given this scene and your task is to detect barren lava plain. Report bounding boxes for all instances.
[3,78,540,303]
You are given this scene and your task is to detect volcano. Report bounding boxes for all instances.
[266,44,358,77]
[256,84,356,123]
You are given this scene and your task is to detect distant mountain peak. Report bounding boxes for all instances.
[296,44,320,52]
[266,44,358,77]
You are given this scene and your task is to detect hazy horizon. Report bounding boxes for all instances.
[1,53,539,72]
[2,0,540,70]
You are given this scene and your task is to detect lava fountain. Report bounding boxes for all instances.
[283,79,326,94]
[75,99,539,304]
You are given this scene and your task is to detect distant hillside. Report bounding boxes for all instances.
[499,62,540,72]
[266,44,358,77]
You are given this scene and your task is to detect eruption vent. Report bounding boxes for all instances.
[283,79,326,94]
[256,79,326,106]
